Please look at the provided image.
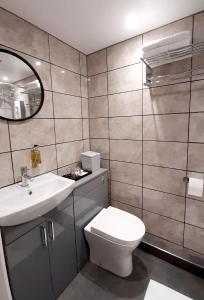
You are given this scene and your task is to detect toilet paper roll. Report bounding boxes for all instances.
[188,177,203,197]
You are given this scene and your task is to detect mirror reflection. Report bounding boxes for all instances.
[0,50,44,121]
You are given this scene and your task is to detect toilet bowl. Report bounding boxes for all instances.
[84,206,145,277]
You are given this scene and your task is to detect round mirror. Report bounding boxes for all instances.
[0,49,44,121]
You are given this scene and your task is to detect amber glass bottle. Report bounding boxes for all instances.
[31,145,41,168]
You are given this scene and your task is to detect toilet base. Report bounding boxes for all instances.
[90,251,133,277]
[87,232,135,277]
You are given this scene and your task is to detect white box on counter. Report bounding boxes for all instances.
[81,151,101,172]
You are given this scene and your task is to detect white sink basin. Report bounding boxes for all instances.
[0,173,75,226]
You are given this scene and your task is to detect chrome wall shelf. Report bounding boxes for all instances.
[141,41,204,87]
[141,41,204,69]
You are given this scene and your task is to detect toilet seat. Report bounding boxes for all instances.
[90,206,145,247]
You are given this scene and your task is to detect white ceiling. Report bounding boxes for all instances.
[0,0,204,54]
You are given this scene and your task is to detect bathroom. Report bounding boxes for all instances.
[0,0,204,299]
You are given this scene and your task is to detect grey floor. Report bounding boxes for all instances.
[58,249,204,300]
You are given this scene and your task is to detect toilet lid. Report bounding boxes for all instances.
[90,206,145,246]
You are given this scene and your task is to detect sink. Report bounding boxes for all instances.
[0,173,75,226]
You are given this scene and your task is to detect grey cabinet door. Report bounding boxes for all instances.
[6,222,52,300]
[48,195,77,299]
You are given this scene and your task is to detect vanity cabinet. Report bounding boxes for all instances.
[2,194,77,300]
[1,169,108,300]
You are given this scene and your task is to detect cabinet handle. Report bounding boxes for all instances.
[40,225,48,247]
[48,220,55,241]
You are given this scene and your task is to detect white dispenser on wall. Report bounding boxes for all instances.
[81,151,101,172]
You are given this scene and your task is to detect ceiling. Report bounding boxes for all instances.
[0,0,204,54]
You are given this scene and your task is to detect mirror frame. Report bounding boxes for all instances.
[0,48,44,121]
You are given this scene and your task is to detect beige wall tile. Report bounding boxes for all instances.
[143,114,189,142]
[107,36,142,70]
[143,188,185,221]
[82,119,90,139]
[110,140,142,163]
[82,98,89,118]
[184,224,204,255]
[80,53,87,76]
[89,118,109,138]
[90,139,109,159]
[143,165,186,196]
[143,141,187,170]
[110,160,142,186]
[88,73,107,97]
[89,96,108,118]
[108,64,142,94]
[111,200,142,218]
[81,76,88,98]
[101,159,109,171]
[194,12,204,42]
[0,120,10,153]
[83,139,90,152]
[34,91,53,118]
[186,198,204,228]
[56,141,83,167]
[12,145,57,182]
[143,16,192,44]
[188,143,204,172]
[0,8,49,61]
[109,116,142,140]
[189,113,204,142]
[190,80,204,112]
[55,119,82,143]
[0,153,14,188]
[111,181,142,208]
[9,119,55,150]
[87,49,107,76]
[143,83,190,115]
[49,36,80,73]
[53,93,81,118]
[109,90,142,117]
[51,65,80,96]
[143,210,184,245]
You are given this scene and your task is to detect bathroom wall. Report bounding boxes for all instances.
[0,8,89,187]
[87,12,204,256]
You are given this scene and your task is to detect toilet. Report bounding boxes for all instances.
[84,206,145,277]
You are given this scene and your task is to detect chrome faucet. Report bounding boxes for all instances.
[20,166,33,187]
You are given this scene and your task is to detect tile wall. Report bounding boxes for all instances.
[0,8,89,186]
[88,12,204,256]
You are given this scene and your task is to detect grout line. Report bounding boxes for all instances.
[88,61,142,77]
[79,53,84,152]
[112,198,185,224]
[48,35,59,173]
[0,45,86,77]
[106,48,111,204]
[6,121,15,183]
[141,34,144,220]
[182,15,195,246]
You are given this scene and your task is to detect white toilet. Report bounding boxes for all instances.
[84,206,145,277]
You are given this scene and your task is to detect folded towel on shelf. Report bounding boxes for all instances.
[142,31,192,67]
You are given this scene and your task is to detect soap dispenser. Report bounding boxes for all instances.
[31,145,41,168]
